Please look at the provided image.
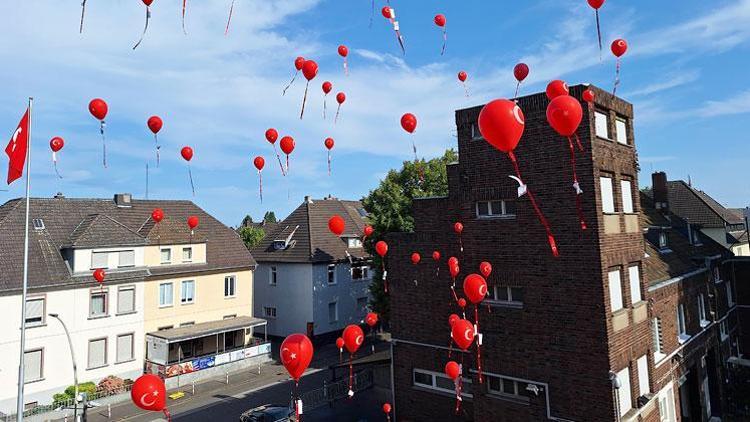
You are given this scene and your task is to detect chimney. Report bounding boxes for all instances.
[53,192,65,199]
[304,196,313,203]
[114,193,133,207]
[652,172,668,210]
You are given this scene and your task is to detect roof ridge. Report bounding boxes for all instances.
[305,200,314,259]
[0,198,23,227]
[677,180,737,223]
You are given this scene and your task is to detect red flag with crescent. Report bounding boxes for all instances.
[5,108,29,185]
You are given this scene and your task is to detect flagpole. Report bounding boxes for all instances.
[16,97,33,421]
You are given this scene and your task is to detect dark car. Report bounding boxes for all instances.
[239,404,294,422]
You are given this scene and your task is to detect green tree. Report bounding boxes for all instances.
[263,211,278,223]
[240,215,254,227]
[362,149,457,324]
[239,226,266,250]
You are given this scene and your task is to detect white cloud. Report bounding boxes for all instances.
[623,70,701,97]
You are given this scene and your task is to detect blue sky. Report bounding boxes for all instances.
[1,0,749,226]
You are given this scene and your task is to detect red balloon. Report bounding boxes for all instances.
[342,324,364,354]
[265,128,278,144]
[328,215,346,236]
[336,92,346,104]
[322,81,333,94]
[142,0,153,6]
[513,63,529,82]
[479,261,492,278]
[382,403,392,414]
[302,60,318,81]
[131,374,166,412]
[375,240,388,257]
[338,45,349,57]
[280,136,295,155]
[253,156,265,171]
[451,319,475,350]
[457,71,467,82]
[432,251,441,261]
[453,222,463,234]
[365,312,378,327]
[147,116,163,134]
[187,215,199,230]
[88,98,108,120]
[582,88,595,103]
[281,333,314,381]
[50,137,64,152]
[294,56,306,71]
[449,264,460,279]
[336,337,345,350]
[180,146,193,162]
[93,268,106,283]
[448,257,458,268]
[611,39,628,57]
[410,252,421,265]
[434,14,446,27]
[448,313,460,326]
[400,113,417,133]
[546,80,569,100]
[363,225,374,237]
[463,273,488,304]
[381,6,392,19]
[324,137,335,150]
[151,208,164,223]
[588,0,605,10]
[445,361,460,380]
[547,95,583,137]
[457,298,467,309]
[477,99,525,153]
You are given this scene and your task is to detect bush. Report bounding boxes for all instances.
[98,375,125,394]
[63,382,96,398]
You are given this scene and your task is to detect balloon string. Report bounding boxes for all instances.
[286,154,290,174]
[323,95,327,119]
[349,354,354,396]
[411,138,418,161]
[188,165,195,196]
[339,348,343,364]
[508,151,559,257]
[382,261,388,294]
[613,58,621,95]
[335,104,341,125]
[458,235,464,253]
[514,81,521,98]
[369,0,374,28]
[132,6,150,50]
[225,0,235,36]
[327,151,331,176]
[258,170,263,203]
[440,27,447,56]
[475,306,482,384]
[395,29,406,55]
[463,82,469,98]
[163,409,172,422]
[596,10,603,62]
[574,132,584,153]
[282,70,298,96]
[53,153,62,179]
[343,58,349,76]
[182,0,188,35]
[100,121,107,168]
[450,284,458,303]
[294,381,300,422]
[568,137,587,231]
[454,362,463,414]
[273,144,286,176]
[155,134,160,167]
[300,81,309,119]
[79,0,87,33]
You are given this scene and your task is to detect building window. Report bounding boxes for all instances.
[677,304,688,343]
[90,290,108,318]
[608,269,624,312]
[270,266,278,285]
[158,325,173,331]
[690,226,703,246]
[658,384,677,422]
[87,338,107,369]
[24,349,43,383]
[720,320,728,341]
[620,180,634,214]
[181,280,195,304]
[357,297,368,312]
[658,232,670,251]
[615,118,628,145]
[159,283,173,307]
[117,286,135,315]
[118,250,135,268]
[489,286,524,306]
[182,247,193,262]
[25,297,45,327]
[91,251,108,269]
[486,374,529,401]
[652,318,665,361]
[116,333,134,363]
[223,314,237,320]
[628,265,642,305]
[727,281,734,306]
[347,238,363,248]
[595,111,610,139]
[616,367,632,416]
[263,306,277,318]
[476,200,516,218]
[224,276,236,297]
[352,264,370,280]
[713,267,721,283]
[160,248,171,264]
[180,321,195,327]
[413,368,472,397]
[471,122,482,140]
[328,302,338,323]
[636,355,650,396]
[698,294,708,327]
[600,176,615,213]
[328,264,337,284]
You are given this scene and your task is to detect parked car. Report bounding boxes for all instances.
[239,404,294,422]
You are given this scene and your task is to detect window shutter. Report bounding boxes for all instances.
[24,350,42,382]
[91,252,108,269]
[88,339,106,368]
[616,119,628,144]
[608,270,623,312]
[595,111,609,138]
[621,180,633,213]
[617,367,632,415]
[600,177,615,213]
[628,266,641,304]
[117,334,133,362]
[118,250,135,267]
[637,355,650,395]
[25,298,44,323]
[118,288,135,314]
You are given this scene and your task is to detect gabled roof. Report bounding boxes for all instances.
[67,214,148,248]
[251,197,370,263]
[666,180,744,227]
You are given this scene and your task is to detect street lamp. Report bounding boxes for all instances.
[48,313,81,422]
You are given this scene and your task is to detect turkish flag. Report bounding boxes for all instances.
[5,108,29,185]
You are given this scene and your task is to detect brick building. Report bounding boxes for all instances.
[385,85,745,421]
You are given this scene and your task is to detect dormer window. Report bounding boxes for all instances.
[32,219,45,230]
[273,240,288,250]
[347,237,363,248]
[658,232,670,252]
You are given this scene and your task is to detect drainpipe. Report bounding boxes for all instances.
[610,371,622,422]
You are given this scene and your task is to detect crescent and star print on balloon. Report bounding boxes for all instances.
[382,6,406,54]
[434,14,447,55]
[131,374,171,421]
[611,38,629,94]
[324,137,335,175]
[457,71,469,96]
[49,136,64,178]
[280,333,314,421]
[342,324,365,397]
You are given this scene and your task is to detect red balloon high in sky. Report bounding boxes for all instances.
[132,0,154,50]
[280,136,295,174]
[400,113,419,160]
[49,136,64,179]
[324,137,335,176]
[265,128,286,177]
[299,60,319,119]
[611,38,628,94]
[382,6,406,55]
[457,71,469,97]
[588,0,606,59]
[546,80,569,100]
[283,56,306,96]
[335,92,346,124]
[513,63,530,97]
[88,98,108,168]
[147,115,163,166]
[322,81,333,119]
[181,146,196,196]
[434,14,447,55]
[253,156,265,203]
[338,45,349,75]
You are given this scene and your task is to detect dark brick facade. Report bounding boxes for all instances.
[386,85,745,421]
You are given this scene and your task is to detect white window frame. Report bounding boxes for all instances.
[91,251,109,270]
[263,306,277,319]
[608,269,624,313]
[615,118,628,145]
[621,180,634,214]
[470,122,482,140]
[182,247,193,263]
[475,200,516,219]
[636,355,650,396]
[652,318,665,362]
[87,337,108,369]
[224,275,236,298]
[115,333,135,364]
[159,282,173,307]
[117,250,135,268]
[595,111,610,140]
[160,248,172,264]
[116,286,136,315]
[628,265,642,305]
[616,367,632,416]
[25,297,46,327]
[181,280,195,304]
[328,301,338,323]
[89,290,108,318]
[413,368,473,397]
[485,374,528,401]
[658,232,671,252]
[677,304,689,343]
[327,264,337,285]
[351,264,371,280]
[347,238,363,248]
[23,349,43,383]
[698,294,708,327]
[658,383,677,422]
[488,286,524,307]
[270,266,278,286]
[720,320,728,341]
[600,177,615,214]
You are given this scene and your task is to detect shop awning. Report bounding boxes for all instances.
[148,316,267,343]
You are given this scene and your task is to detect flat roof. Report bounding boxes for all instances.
[148,316,267,343]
